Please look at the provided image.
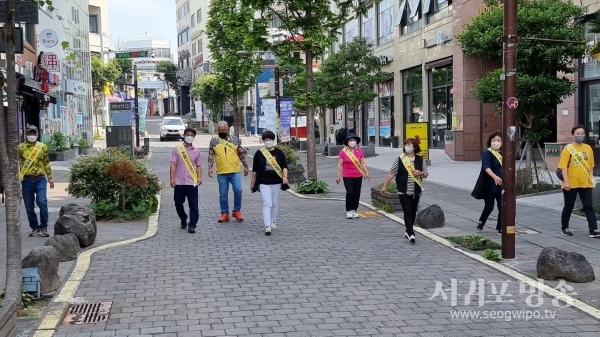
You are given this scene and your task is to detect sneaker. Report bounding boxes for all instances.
[404,232,410,240]
[589,230,600,238]
[232,210,244,222]
[40,230,50,237]
[497,230,502,236]
[270,222,277,230]
[561,228,573,236]
[346,211,353,219]
[265,226,272,235]
[409,234,416,243]
[188,227,196,234]
[218,213,230,223]
[476,223,483,233]
[352,210,360,218]
[181,220,187,229]
[28,229,39,237]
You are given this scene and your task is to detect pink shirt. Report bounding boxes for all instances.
[170,145,202,185]
[339,147,365,178]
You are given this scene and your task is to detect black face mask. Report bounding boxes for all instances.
[218,132,228,139]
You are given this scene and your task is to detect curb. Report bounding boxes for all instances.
[285,189,600,320]
[30,192,162,337]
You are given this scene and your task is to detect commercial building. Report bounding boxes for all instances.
[175,0,193,115]
[89,0,110,60]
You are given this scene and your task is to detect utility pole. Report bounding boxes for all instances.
[134,64,140,147]
[274,56,280,118]
[501,0,518,259]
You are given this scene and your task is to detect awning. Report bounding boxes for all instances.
[17,77,57,103]
[34,91,57,104]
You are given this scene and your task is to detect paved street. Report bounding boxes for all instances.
[51,145,600,337]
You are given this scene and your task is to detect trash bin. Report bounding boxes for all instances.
[390,136,399,148]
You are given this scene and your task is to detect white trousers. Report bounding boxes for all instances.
[259,184,281,226]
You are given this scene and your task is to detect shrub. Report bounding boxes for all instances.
[377,181,398,193]
[296,176,328,194]
[276,143,299,166]
[447,235,501,251]
[482,249,502,262]
[78,138,90,149]
[67,148,161,220]
[50,132,70,152]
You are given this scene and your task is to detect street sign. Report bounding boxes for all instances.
[507,97,518,109]
[137,81,165,89]
[115,51,149,59]
[109,102,132,111]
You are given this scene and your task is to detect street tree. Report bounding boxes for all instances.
[456,0,585,180]
[155,60,179,115]
[243,0,367,178]
[91,55,121,136]
[191,73,229,123]
[586,11,600,56]
[206,0,267,137]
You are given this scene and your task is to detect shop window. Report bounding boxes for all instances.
[402,67,423,123]
[429,65,453,148]
[426,0,452,25]
[399,0,422,36]
[378,0,394,46]
[362,6,375,45]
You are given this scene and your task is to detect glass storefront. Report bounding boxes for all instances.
[363,101,376,145]
[379,79,394,146]
[582,24,600,160]
[429,66,453,148]
[402,67,423,124]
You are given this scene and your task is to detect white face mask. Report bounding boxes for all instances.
[27,135,37,142]
[184,136,195,144]
[348,141,357,148]
[264,140,274,148]
[404,146,414,153]
[491,141,502,150]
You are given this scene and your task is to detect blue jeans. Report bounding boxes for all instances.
[174,185,199,229]
[217,172,242,213]
[22,177,48,229]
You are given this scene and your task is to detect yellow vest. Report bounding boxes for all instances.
[212,137,241,174]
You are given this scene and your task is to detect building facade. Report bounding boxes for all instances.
[176,0,193,115]
[88,0,110,60]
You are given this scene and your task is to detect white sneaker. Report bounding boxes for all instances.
[265,226,272,235]
[352,210,360,218]
[271,222,277,230]
[346,211,353,219]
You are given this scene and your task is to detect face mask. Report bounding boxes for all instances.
[575,135,585,143]
[184,136,195,144]
[491,141,501,150]
[348,141,357,148]
[26,135,37,142]
[218,132,228,139]
[404,146,414,153]
[264,140,274,148]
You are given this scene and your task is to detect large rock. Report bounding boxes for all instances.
[537,247,595,283]
[44,233,81,262]
[415,204,445,229]
[59,203,97,231]
[22,246,61,294]
[54,214,97,247]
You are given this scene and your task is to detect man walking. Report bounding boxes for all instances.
[18,125,54,237]
[208,121,249,223]
[170,127,203,233]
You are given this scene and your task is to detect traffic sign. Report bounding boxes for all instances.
[115,51,149,59]
[137,81,165,89]
[507,97,518,109]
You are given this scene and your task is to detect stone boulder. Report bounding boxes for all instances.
[54,214,96,247]
[44,233,81,262]
[22,246,61,294]
[59,203,97,231]
[537,247,595,283]
[415,204,445,229]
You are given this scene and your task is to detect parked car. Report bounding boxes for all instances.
[160,117,186,141]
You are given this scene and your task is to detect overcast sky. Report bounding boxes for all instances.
[107,0,177,60]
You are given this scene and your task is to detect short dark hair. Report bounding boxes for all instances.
[262,130,276,141]
[572,125,586,135]
[183,127,196,136]
[403,138,421,154]
[486,132,502,148]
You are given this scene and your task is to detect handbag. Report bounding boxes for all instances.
[471,169,488,200]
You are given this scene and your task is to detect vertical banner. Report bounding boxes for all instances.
[280,98,293,142]
[138,98,148,132]
[194,100,202,123]
[404,122,429,160]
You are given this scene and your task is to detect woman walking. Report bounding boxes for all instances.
[250,131,289,236]
[558,125,600,238]
[473,132,503,235]
[336,132,370,219]
[381,138,428,243]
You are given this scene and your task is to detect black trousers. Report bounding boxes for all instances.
[174,185,199,229]
[399,194,420,236]
[479,190,502,230]
[343,177,363,211]
[562,188,597,233]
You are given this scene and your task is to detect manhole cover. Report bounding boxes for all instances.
[63,302,112,325]
[357,210,381,218]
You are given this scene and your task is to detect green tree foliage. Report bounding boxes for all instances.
[456,0,585,143]
[91,55,121,134]
[191,73,229,122]
[587,11,600,56]
[155,60,179,94]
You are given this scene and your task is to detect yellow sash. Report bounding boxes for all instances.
[217,137,238,153]
[400,154,423,189]
[177,144,198,184]
[260,148,283,179]
[344,147,365,176]
[487,148,502,166]
[20,142,44,179]
[565,144,594,185]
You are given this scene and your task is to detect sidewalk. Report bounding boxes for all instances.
[49,146,600,337]
[304,147,600,310]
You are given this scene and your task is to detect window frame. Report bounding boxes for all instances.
[377,0,394,46]
[89,15,99,33]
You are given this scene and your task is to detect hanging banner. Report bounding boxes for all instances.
[404,122,429,160]
[280,98,293,142]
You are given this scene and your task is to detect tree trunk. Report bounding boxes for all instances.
[525,138,534,189]
[305,49,317,178]
[1,1,23,332]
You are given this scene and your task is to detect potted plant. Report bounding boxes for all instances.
[48,132,77,161]
[78,137,95,155]
[371,182,402,212]
[276,143,306,183]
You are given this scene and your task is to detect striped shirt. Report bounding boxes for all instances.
[389,155,429,196]
[170,145,202,185]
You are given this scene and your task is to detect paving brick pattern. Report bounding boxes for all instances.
[53,147,599,337]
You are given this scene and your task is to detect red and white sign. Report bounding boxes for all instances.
[507,97,518,109]
[42,52,60,71]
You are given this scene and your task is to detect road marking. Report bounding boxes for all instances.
[286,189,600,320]
[31,192,162,337]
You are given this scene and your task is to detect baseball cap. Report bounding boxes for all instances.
[26,125,38,133]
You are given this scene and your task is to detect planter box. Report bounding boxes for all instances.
[370,187,402,212]
[290,140,300,149]
[327,145,344,156]
[80,148,96,156]
[288,163,307,184]
[315,143,326,153]
[49,149,77,162]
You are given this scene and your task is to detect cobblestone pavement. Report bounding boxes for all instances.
[53,147,600,337]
